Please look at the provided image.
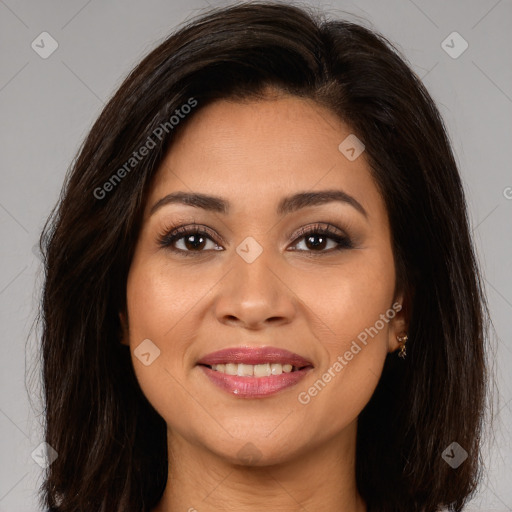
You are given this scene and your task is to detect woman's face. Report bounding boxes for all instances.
[123,93,405,465]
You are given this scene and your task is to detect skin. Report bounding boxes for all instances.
[120,89,407,512]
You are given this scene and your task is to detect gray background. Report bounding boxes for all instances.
[0,0,511,510]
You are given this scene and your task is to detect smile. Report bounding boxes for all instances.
[196,346,314,398]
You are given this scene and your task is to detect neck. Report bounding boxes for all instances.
[153,422,366,512]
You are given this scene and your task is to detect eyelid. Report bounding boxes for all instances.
[288,222,348,242]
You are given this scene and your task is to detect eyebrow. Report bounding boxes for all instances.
[149,189,368,218]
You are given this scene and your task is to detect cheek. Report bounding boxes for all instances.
[125,256,216,424]
[126,256,202,339]
[292,248,395,423]
[296,244,396,349]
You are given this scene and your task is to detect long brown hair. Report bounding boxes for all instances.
[37,2,490,510]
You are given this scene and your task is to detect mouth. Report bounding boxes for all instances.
[196,347,314,398]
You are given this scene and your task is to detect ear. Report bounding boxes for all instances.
[119,311,130,346]
[387,295,409,354]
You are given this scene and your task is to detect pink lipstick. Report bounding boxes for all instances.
[196,347,313,398]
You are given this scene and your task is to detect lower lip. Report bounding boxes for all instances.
[198,365,312,398]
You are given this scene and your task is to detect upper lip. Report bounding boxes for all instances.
[197,347,313,368]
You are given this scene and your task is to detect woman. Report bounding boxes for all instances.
[37,2,490,511]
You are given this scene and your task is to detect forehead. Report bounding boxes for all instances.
[145,95,385,221]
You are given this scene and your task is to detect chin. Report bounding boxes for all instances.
[200,432,308,468]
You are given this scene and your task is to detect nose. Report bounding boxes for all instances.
[213,246,296,330]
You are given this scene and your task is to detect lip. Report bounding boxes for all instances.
[199,366,312,398]
[196,346,314,398]
[196,346,313,367]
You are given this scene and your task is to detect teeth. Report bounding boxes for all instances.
[211,363,300,376]
[225,363,237,375]
[237,363,253,377]
[254,363,271,377]
[271,363,282,375]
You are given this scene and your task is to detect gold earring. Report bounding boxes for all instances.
[397,333,408,359]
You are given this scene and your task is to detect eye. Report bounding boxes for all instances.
[157,224,223,256]
[157,222,354,257]
[289,223,354,253]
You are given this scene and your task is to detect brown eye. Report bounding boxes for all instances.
[158,225,223,256]
[289,224,354,253]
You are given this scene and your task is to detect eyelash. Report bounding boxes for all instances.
[156,222,354,257]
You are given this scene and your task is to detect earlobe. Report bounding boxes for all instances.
[387,297,409,355]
